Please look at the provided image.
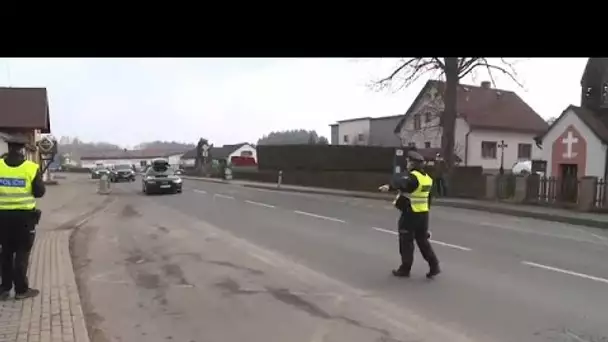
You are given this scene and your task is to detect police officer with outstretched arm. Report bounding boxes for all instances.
[0,135,46,300]
[379,150,440,279]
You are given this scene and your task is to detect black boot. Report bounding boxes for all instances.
[426,265,441,279]
[15,288,39,300]
[392,267,410,278]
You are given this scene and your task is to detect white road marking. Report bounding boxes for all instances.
[372,227,398,235]
[245,200,275,208]
[293,210,346,223]
[193,189,207,194]
[213,194,235,200]
[430,240,471,251]
[372,227,472,251]
[522,261,608,285]
[477,221,608,246]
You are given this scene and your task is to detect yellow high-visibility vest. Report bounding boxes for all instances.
[407,170,433,213]
[0,159,39,210]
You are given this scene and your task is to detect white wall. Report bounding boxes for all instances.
[337,119,371,145]
[228,144,257,161]
[540,108,606,178]
[81,158,157,170]
[398,85,444,148]
[466,129,542,171]
[181,158,195,167]
[166,153,184,168]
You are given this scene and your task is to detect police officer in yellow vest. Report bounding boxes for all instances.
[0,134,45,300]
[379,150,440,279]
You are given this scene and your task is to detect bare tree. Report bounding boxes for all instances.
[374,58,523,172]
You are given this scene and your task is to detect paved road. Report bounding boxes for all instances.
[80,177,608,341]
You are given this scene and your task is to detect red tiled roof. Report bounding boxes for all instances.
[0,87,50,133]
[395,80,548,135]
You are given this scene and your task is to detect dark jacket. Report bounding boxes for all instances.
[389,167,433,214]
[0,153,46,212]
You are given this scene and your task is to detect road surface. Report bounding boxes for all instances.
[74,176,608,342]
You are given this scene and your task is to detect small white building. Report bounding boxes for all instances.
[329,115,402,147]
[394,80,548,173]
[536,58,608,179]
[181,143,256,166]
[80,150,188,170]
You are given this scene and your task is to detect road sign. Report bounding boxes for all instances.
[38,136,55,154]
[202,150,209,157]
[396,149,404,156]
[202,144,210,151]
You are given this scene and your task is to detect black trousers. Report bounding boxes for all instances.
[0,216,35,294]
[397,212,439,272]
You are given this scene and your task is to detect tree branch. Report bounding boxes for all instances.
[375,58,419,84]
[475,58,524,88]
[372,58,443,92]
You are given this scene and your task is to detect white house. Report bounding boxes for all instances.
[394,80,548,173]
[180,143,257,166]
[536,58,608,179]
[329,115,402,147]
[80,150,189,170]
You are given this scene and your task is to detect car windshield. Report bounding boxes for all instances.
[115,164,132,170]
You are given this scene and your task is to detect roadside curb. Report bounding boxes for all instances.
[239,184,608,229]
[182,176,228,184]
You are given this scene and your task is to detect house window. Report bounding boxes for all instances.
[357,133,364,142]
[424,112,431,123]
[424,142,431,148]
[240,151,253,157]
[413,114,421,130]
[517,143,532,160]
[343,135,349,143]
[481,141,497,159]
[407,142,416,148]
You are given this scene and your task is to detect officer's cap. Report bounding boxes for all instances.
[407,150,425,162]
[2,134,29,146]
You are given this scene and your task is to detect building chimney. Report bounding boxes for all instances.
[481,81,491,89]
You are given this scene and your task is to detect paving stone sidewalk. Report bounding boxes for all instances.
[0,175,109,342]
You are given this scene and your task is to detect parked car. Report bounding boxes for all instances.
[142,159,183,195]
[91,166,110,179]
[109,164,136,182]
[511,160,544,176]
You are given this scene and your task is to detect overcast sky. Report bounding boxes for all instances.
[0,58,587,148]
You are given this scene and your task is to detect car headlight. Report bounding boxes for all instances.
[145,176,155,182]
[173,178,182,183]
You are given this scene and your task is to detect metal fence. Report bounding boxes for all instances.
[525,176,579,205]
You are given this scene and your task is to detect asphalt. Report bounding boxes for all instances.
[182,176,608,229]
[76,176,608,341]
